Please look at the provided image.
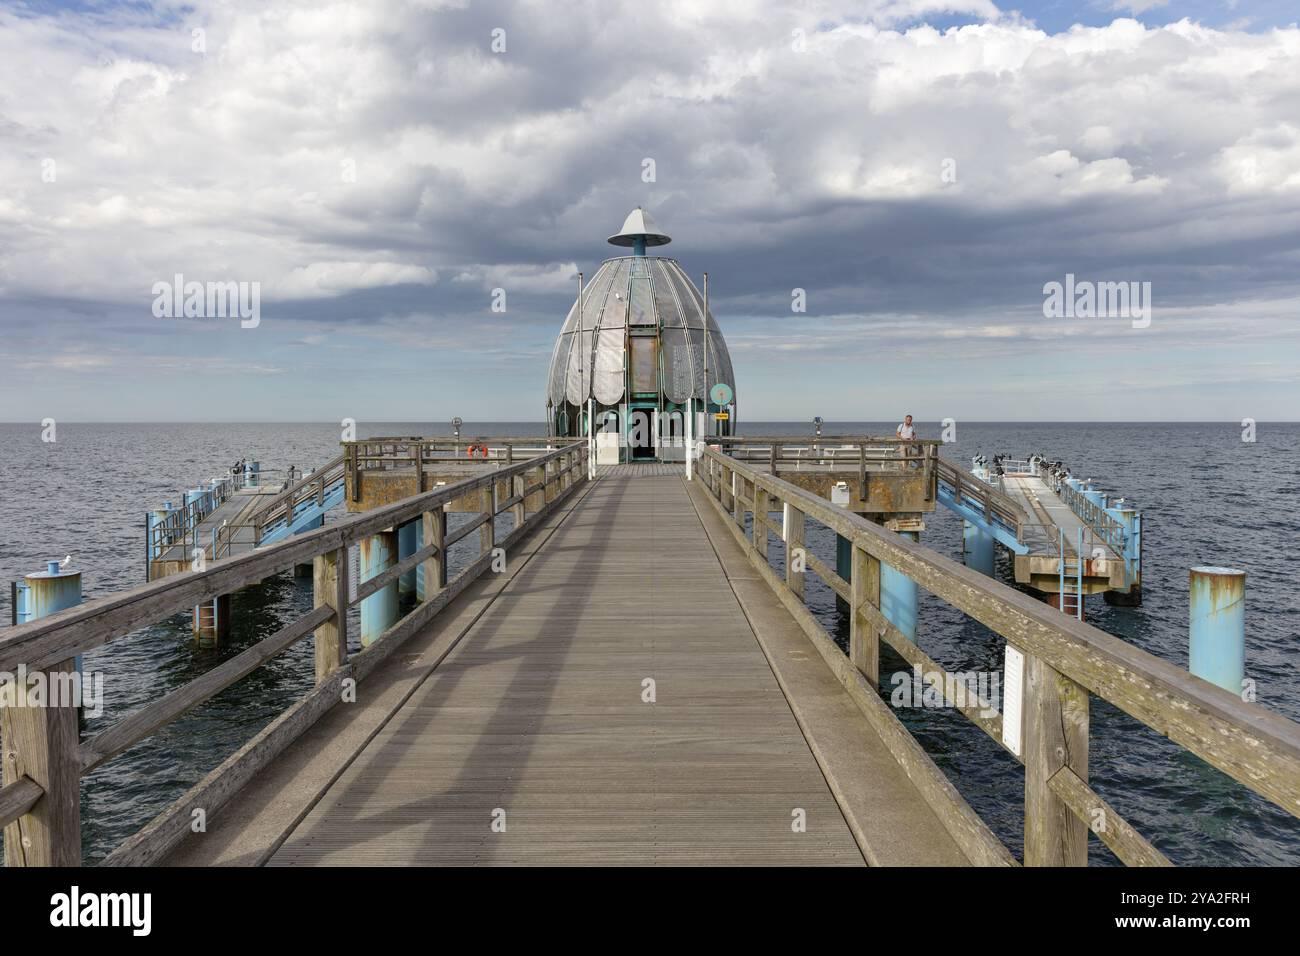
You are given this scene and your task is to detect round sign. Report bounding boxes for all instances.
[709,383,733,406]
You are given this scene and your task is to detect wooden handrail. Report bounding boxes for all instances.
[0,447,579,674]
[2,442,590,866]
[78,604,335,774]
[698,446,1300,865]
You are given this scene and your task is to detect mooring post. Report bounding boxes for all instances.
[1023,654,1089,866]
[359,529,399,646]
[1188,566,1246,695]
[312,546,349,682]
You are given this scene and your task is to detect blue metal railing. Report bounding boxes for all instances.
[1053,475,1128,556]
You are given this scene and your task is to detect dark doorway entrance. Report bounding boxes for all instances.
[629,408,655,459]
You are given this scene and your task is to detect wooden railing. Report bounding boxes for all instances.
[697,447,1300,866]
[933,455,1030,544]
[147,473,243,558]
[344,437,583,504]
[1052,471,1129,557]
[236,453,347,551]
[0,441,589,866]
[711,435,938,497]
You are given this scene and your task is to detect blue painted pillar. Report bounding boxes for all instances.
[360,529,399,646]
[398,521,418,599]
[245,461,260,489]
[963,521,995,577]
[1105,503,1142,606]
[17,561,84,693]
[881,531,919,640]
[18,561,82,622]
[1189,567,1245,694]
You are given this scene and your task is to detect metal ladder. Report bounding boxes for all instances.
[1058,527,1084,621]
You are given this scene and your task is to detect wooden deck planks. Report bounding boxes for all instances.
[269,473,865,866]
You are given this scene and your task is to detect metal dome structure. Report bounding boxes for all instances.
[546,207,736,461]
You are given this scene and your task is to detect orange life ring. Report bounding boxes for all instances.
[467,443,490,459]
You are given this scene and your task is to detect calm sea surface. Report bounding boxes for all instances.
[0,421,1296,865]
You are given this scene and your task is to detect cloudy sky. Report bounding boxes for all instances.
[1,0,1298,422]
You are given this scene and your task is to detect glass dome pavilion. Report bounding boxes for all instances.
[545,207,737,461]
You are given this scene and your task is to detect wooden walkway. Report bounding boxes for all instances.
[167,469,968,866]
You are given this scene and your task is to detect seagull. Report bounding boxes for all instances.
[59,555,72,569]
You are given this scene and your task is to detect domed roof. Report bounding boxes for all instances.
[546,234,736,408]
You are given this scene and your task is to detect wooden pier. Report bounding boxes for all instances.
[2,439,1298,867]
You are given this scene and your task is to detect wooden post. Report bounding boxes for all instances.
[480,485,494,555]
[785,504,806,600]
[422,506,446,594]
[347,443,360,503]
[754,486,769,560]
[722,464,734,512]
[849,544,881,689]
[1,660,81,866]
[511,473,526,531]
[733,475,745,531]
[1024,654,1090,866]
[413,442,424,493]
[312,546,349,683]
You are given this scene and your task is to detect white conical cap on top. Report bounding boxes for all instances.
[607,206,672,247]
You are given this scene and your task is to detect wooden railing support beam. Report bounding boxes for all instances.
[850,544,881,689]
[1,660,81,866]
[313,546,349,683]
[1024,654,1089,866]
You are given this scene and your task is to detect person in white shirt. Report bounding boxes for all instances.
[897,415,918,466]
